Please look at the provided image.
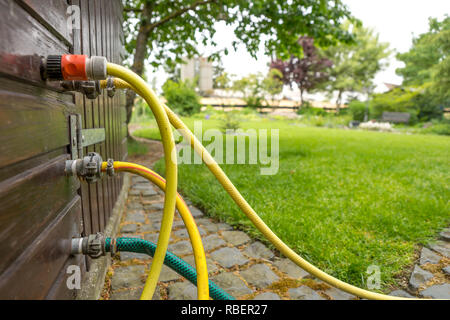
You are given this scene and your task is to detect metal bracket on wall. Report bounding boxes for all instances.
[69,114,106,160]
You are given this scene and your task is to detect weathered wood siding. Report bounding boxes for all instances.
[0,0,127,299]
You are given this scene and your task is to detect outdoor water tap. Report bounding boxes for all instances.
[65,152,103,184]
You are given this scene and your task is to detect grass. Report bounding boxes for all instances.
[127,137,150,157]
[133,114,450,291]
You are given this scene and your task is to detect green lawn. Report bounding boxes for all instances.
[133,116,450,291]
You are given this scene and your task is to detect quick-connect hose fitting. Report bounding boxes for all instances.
[71,233,105,259]
[41,55,107,81]
[65,152,103,184]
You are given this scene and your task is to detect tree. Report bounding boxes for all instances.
[122,0,355,132]
[270,36,333,106]
[262,69,284,106]
[231,70,283,110]
[321,21,391,112]
[396,15,450,103]
[232,73,265,110]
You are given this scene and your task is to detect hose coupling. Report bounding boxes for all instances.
[71,233,106,259]
[106,77,116,97]
[106,158,115,176]
[65,152,103,183]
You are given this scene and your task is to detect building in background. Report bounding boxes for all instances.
[180,56,213,95]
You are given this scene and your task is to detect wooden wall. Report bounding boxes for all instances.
[0,0,127,299]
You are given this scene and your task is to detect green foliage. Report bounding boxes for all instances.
[321,21,391,108]
[262,69,284,101]
[127,138,149,157]
[348,100,368,121]
[213,72,232,90]
[370,85,444,123]
[396,15,450,105]
[162,79,202,116]
[370,88,419,123]
[422,119,450,136]
[232,73,265,110]
[220,111,241,133]
[123,0,356,68]
[130,97,155,123]
[297,102,328,116]
[231,70,284,110]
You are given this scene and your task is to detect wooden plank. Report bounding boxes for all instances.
[15,0,73,47]
[0,196,82,299]
[0,155,78,272]
[0,79,76,169]
[0,0,69,85]
[106,0,118,211]
[112,2,121,199]
[95,0,108,230]
[90,0,105,232]
[81,0,99,235]
[71,0,91,245]
[0,154,79,275]
[109,2,119,201]
[100,0,112,222]
[0,148,68,184]
[76,0,93,272]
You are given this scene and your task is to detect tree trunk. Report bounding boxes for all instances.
[299,87,304,110]
[335,90,343,114]
[125,3,153,137]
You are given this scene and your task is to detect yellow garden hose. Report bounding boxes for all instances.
[105,64,178,300]
[103,77,408,300]
[101,161,209,300]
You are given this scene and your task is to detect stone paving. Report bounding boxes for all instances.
[101,139,449,300]
[390,228,450,299]
[101,173,360,300]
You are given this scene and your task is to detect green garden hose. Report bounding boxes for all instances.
[105,237,235,300]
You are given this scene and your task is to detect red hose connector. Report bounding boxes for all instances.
[42,55,107,81]
[61,54,88,80]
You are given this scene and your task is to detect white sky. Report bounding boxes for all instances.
[147,1,450,96]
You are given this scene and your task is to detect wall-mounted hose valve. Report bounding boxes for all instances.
[65,152,103,183]
[61,80,101,99]
[71,233,106,259]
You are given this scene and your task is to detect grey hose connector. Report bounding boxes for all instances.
[86,56,107,80]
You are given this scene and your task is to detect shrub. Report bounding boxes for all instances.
[220,111,241,133]
[244,95,264,110]
[348,100,367,121]
[131,98,154,123]
[297,101,327,116]
[423,119,450,136]
[162,79,202,116]
[369,86,445,124]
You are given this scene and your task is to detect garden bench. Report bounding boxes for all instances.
[381,112,411,123]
